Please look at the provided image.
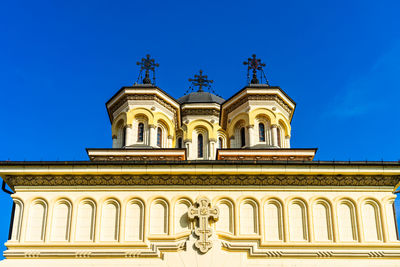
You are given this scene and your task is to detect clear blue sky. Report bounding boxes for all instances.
[0,0,400,255]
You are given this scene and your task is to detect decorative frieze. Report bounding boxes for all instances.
[5,174,399,187]
[182,108,220,117]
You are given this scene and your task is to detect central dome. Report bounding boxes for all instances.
[177,91,224,104]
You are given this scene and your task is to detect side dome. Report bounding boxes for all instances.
[177,91,225,104]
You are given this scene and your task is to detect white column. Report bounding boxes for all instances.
[230,136,235,149]
[285,135,291,148]
[125,124,133,147]
[167,135,173,148]
[271,124,278,147]
[247,125,255,148]
[184,139,192,160]
[209,138,216,160]
[149,125,157,147]
[112,135,118,148]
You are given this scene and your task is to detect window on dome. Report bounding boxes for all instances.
[259,123,266,142]
[157,127,162,147]
[198,134,203,158]
[240,127,246,147]
[137,123,144,142]
[177,137,183,148]
[218,137,223,149]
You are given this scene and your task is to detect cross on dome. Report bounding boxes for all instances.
[188,70,213,92]
[136,54,159,85]
[243,54,266,84]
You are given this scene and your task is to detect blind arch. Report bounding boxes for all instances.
[288,199,308,241]
[337,200,357,242]
[239,199,258,235]
[264,200,283,241]
[216,199,234,234]
[26,199,47,241]
[150,199,168,235]
[10,199,23,241]
[100,200,120,241]
[75,199,96,241]
[51,200,71,241]
[125,199,144,241]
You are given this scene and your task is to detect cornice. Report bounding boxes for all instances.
[4,174,399,188]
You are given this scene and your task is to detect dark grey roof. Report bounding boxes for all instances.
[177,91,225,104]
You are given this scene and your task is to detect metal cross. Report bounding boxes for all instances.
[243,54,266,84]
[136,54,159,84]
[188,70,213,92]
[188,196,219,253]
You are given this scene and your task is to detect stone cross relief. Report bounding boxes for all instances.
[188,196,219,253]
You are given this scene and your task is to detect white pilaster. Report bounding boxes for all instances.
[247,125,255,148]
[125,125,133,147]
[271,124,278,147]
[285,135,291,148]
[167,135,173,148]
[209,139,216,160]
[230,136,235,149]
[184,139,192,159]
[149,125,157,147]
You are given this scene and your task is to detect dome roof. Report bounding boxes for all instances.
[177,91,224,105]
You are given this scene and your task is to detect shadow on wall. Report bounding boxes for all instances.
[395,193,400,233]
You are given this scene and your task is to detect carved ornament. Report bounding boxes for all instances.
[188,196,219,253]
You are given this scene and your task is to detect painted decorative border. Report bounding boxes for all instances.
[5,174,399,188]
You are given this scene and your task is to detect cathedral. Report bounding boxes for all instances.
[0,54,400,266]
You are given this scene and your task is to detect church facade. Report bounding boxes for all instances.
[0,55,400,266]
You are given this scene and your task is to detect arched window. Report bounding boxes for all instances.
[240,127,246,147]
[177,137,183,148]
[157,127,162,147]
[137,123,144,142]
[259,123,266,142]
[198,134,203,158]
[218,137,223,149]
